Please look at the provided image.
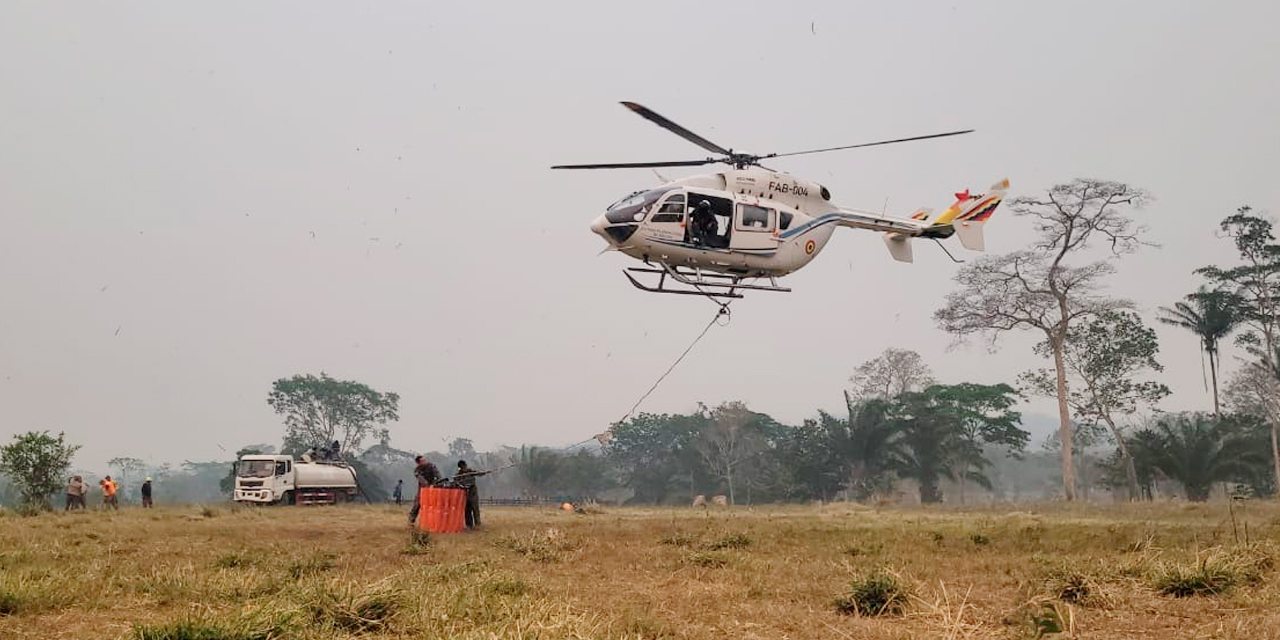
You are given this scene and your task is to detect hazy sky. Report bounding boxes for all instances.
[3,1,1279,472]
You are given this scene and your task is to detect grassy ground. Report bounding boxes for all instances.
[3,501,1280,639]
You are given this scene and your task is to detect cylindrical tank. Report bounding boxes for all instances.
[417,487,466,533]
[294,462,358,490]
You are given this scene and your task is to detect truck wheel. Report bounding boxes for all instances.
[280,491,295,505]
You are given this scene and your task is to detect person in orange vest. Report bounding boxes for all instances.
[99,476,119,510]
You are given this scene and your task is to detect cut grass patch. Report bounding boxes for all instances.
[683,551,728,568]
[482,577,530,597]
[287,553,336,579]
[703,533,751,550]
[212,552,259,569]
[493,528,578,563]
[659,533,698,547]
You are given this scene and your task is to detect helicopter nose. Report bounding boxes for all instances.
[590,214,610,241]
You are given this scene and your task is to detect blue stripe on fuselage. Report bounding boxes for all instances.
[778,214,846,240]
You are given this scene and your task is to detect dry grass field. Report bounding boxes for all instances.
[4,501,1280,639]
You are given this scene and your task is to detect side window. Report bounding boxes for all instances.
[737,204,775,232]
[275,461,287,476]
[779,212,794,230]
[651,194,685,223]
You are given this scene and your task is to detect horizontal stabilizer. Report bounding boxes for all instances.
[883,233,913,263]
[953,220,985,251]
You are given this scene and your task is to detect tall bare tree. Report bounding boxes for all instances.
[935,179,1149,500]
[694,401,766,505]
[848,348,935,402]
[1020,311,1169,500]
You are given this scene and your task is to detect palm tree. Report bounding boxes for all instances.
[833,393,905,501]
[1158,287,1241,416]
[1149,413,1264,501]
[512,446,561,500]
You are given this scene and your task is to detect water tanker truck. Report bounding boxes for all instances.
[232,454,359,505]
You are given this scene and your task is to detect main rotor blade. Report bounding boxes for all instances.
[764,129,975,159]
[621,102,731,156]
[551,159,718,170]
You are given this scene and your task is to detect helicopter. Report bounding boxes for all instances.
[553,102,1008,299]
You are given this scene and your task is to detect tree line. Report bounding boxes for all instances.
[6,181,1280,509]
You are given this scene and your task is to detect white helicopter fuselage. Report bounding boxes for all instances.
[590,167,943,278]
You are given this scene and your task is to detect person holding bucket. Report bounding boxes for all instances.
[407,455,440,527]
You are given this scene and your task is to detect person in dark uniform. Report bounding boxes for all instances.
[690,199,717,245]
[407,455,440,526]
[140,476,154,508]
[392,479,404,505]
[455,460,489,530]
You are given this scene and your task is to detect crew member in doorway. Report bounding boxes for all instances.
[690,199,717,246]
[407,455,440,526]
[455,460,490,530]
[392,479,404,505]
[141,476,154,508]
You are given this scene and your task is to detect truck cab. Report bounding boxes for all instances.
[233,455,296,503]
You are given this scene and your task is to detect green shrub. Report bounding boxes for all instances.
[834,571,910,616]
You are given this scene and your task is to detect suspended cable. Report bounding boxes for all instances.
[565,303,733,451]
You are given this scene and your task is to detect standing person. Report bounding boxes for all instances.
[392,479,404,506]
[141,477,154,508]
[66,476,87,511]
[74,476,88,509]
[99,476,119,510]
[406,456,440,527]
[455,460,489,530]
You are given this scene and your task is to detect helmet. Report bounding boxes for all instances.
[698,200,711,208]
[145,477,152,482]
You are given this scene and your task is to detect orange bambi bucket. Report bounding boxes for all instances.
[417,487,467,533]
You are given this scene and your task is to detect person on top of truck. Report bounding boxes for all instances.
[407,456,441,526]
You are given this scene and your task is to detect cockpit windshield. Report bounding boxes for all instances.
[238,460,276,478]
[604,187,678,224]
[606,191,647,211]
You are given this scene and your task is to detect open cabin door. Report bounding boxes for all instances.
[685,191,733,247]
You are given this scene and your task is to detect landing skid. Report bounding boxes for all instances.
[623,264,791,299]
